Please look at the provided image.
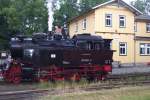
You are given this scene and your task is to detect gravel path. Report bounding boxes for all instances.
[112,66,150,75]
[0,82,38,92]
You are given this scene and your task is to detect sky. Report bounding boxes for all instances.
[47,0,136,31]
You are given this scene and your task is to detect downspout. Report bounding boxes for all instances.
[134,21,136,67]
[134,32,136,67]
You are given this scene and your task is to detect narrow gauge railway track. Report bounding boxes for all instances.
[0,89,49,100]
[0,72,150,99]
[82,72,150,91]
[49,72,150,94]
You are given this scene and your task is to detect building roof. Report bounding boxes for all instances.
[93,0,142,15]
[69,0,143,23]
[135,15,150,22]
[69,9,94,23]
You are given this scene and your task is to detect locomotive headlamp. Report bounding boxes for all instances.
[1,52,6,57]
[11,37,19,41]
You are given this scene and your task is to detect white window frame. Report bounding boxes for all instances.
[75,22,78,32]
[140,43,150,55]
[119,15,126,28]
[82,18,86,30]
[105,14,112,27]
[119,42,127,56]
[147,44,150,54]
[134,22,137,32]
[146,23,150,32]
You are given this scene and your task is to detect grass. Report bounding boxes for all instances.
[36,79,92,89]
[39,86,150,100]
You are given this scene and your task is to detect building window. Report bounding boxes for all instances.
[146,23,150,32]
[119,15,126,27]
[119,42,127,56]
[147,44,150,54]
[82,18,86,30]
[105,14,112,27]
[140,43,150,55]
[134,22,137,32]
[75,22,78,32]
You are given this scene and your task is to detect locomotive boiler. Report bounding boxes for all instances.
[2,33,113,83]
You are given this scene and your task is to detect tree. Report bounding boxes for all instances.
[53,0,79,27]
[53,0,109,29]
[131,0,146,13]
[12,0,48,35]
[145,0,150,15]
[79,0,109,13]
[1,0,48,35]
[0,0,12,49]
[0,0,48,49]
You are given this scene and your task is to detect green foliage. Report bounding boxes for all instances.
[131,0,146,13]
[145,0,150,15]
[79,0,109,12]
[53,0,79,27]
[0,0,48,49]
[11,0,48,35]
[53,0,108,29]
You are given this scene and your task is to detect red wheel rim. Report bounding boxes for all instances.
[13,77,21,84]
[70,73,80,81]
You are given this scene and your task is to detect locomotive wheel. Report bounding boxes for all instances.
[12,70,22,84]
[4,63,22,84]
[86,76,95,82]
[53,76,64,81]
[70,73,81,82]
[39,70,49,82]
[39,77,49,82]
[13,76,21,84]
[95,74,106,81]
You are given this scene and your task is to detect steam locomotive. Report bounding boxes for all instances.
[1,33,113,83]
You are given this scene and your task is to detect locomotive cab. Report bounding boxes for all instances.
[73,34,104,50]
[70,33,113,66]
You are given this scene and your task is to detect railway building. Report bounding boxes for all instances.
[69,0,150,66]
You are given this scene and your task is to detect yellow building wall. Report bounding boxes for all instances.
[95,5,135,34]
[135,22,150,37]
[96,33,135,63]
[69,12,95,37]
[68,3,150,64]
[95,5,136,63]
[135,41,150,63]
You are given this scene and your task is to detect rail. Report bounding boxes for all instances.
[0,72,150,100]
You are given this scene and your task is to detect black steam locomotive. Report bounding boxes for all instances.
[2,33,113,83]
